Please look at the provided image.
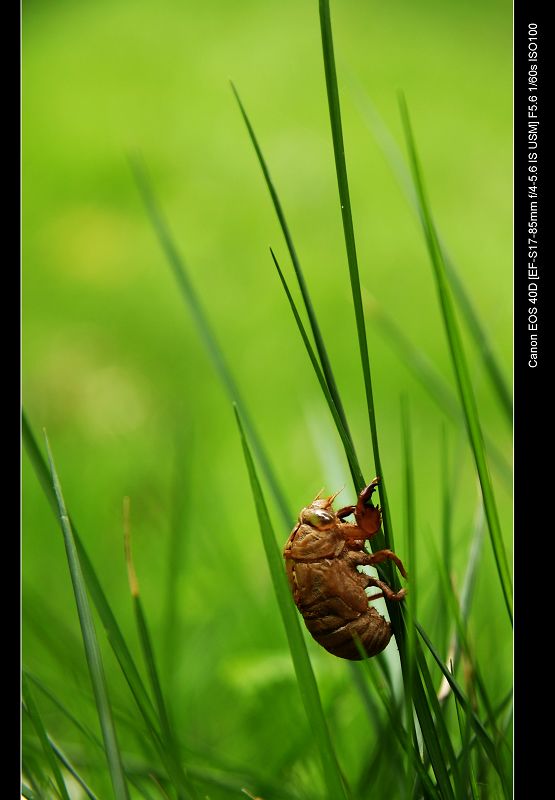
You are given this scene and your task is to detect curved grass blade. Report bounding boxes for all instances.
[25,421,193,791]
[351,84,512,424]
[24,670,104,750]
[398,96,513,624]
[438,504,485,703]
[353,641,439,800]
[364,292,512,489]
[47,737,101,800]
[22,413,159,732]
[22,674,71,800]
[128,156,291,529]
[123,497,199,800]
[271,247,363,489]
[415,622,509,796]
[234,404,350,800]
[43,432,130,800]
[231,82,355,459]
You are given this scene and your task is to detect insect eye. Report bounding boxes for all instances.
[302,509,334,528]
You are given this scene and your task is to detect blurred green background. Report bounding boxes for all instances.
[23,0,512,796]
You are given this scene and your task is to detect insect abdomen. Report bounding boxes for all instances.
[306,607,392,660]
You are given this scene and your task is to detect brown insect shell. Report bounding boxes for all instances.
[284,506,392,661]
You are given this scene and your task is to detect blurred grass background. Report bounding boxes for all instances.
[22,0,512,796]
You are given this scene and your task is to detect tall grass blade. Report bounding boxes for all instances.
[352,85,512,423]
[129,156,291,528]
[47,737,101,800]
[271,247,364,489]
[398,96,513,624]
[318,8,458,797]
[318,0,396,552]
[354,644,438,800]
[24,670,104,749]
[231,82,354,451]
[22,673,71,800]
[438,504,485,703]
[400,398,418,796]
[364,292,512,489]
[163,429,191,693]
[43,432,130,800]
[234,404,350,800]
[415,622,508,795]
[123,497,199,800]
[22,413,160,731]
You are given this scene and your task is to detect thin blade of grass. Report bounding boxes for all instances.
[123,497,199,800]
[22,413,160,733]
[415,622,508,794]
[47,737,101,800]
[24,670,104,749]
[271,247,363,489]
[363,292,512,489]
[318,0,392,538]
[398,96,513,624]
[21,783,37,800]
[400,397,419,798]
[43,432,130,800]
[351,84,512,423]
[163,428,192,694]
[452,671,479,800]
[231,82,356,460]
[26,419,209,790]
[354,642,439,800]
[414,643,462,796]
[22,673,71,800]
[234,404,350,800]
[318,8,457,798]
[273,244,393,693]
[128,156,290,529]
[438,503,485,703]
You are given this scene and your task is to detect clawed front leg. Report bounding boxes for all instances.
[349,549,408,579]
[337,477,382,541]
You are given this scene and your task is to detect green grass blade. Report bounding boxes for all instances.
[231,82,355,450]
[414,643,461,797]
[352,85,512,423]
[234,404,350,800]
[43,432,130,800]
[21,783,37,800]
[364,292,512,489]
[318,8,457,797]
[128,156,291,528]
[398,96,513,624]
[271,247,364,489]
[163,430,191,693]
[24,670,104,749]
[452,675,479,800]
[415,622,507,792]
[354,646,438,800]
[47,737,101,800]
[22,413,160,732]
[400,398,419,795]
[438,505,485,703]
[22,673,71,800]
[123,497,199,800]
[318,0,390,524]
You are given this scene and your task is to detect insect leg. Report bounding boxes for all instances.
[363,549,408,579]
[363,575,406,602]
[336,504,355,520]
[353,479,382,538]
